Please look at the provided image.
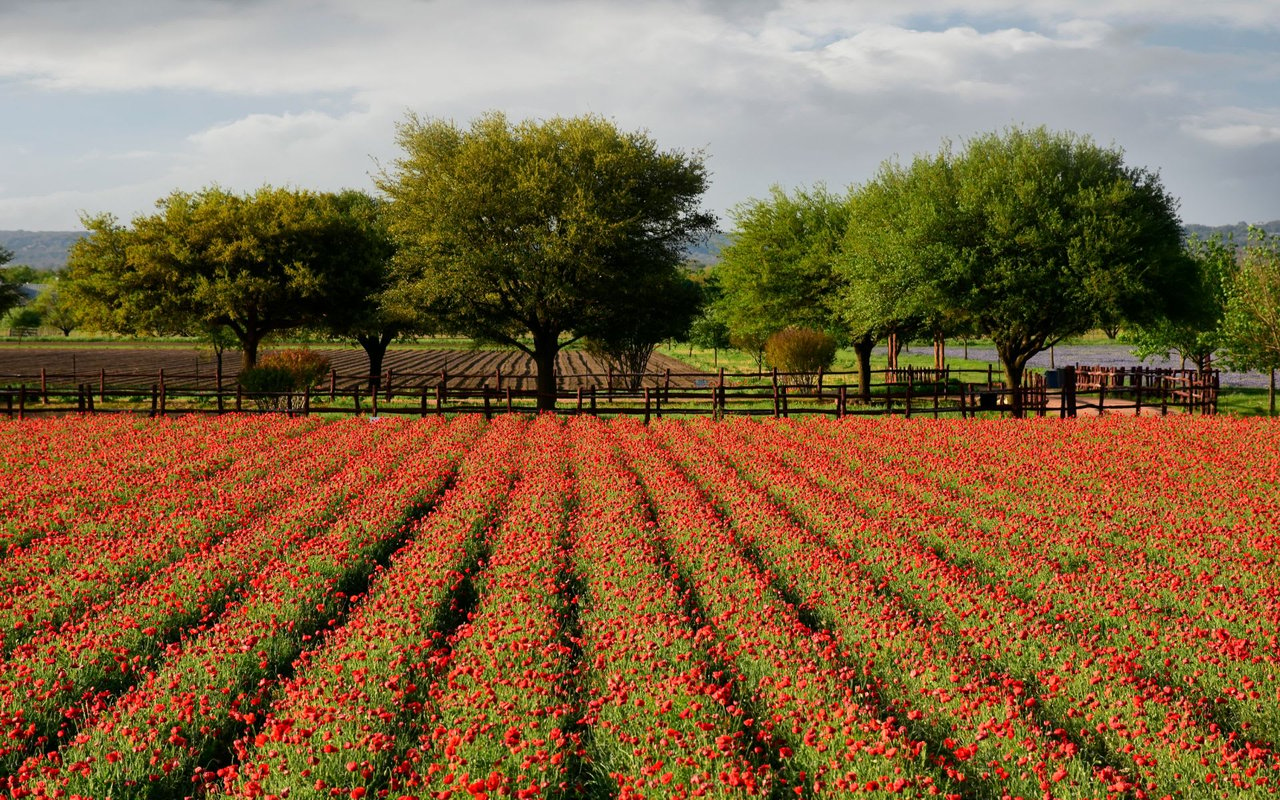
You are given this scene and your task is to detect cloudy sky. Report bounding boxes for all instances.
[1,0,1277,231]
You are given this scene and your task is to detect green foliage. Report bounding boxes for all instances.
[843,126,1187,414]
[585,270,702,390]
[379,111,714,409]
[64,187,386,369]
[30,281,82,336]
[0,247,23,320]
[7,307,41,335]
[764,327,837,384]
[1129,234,1236,371]
[1221,227,1280,374]
[716,184,850,350]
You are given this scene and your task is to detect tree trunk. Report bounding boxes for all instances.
[1001,356,1028,419]
[852,334,875,404]
[357,332,394,392]
[1271,368,1276,417]
[532,331,560,412]
[240,333,262,371]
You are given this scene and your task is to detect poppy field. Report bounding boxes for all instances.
[0,413,1278,800]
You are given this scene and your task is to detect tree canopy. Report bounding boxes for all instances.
[65,186,386,369]
[379,111,714,409]
[1221,227,1280,413]
[843,127,1189,415]
[0,246,23,321]
[1129,233,1237,371]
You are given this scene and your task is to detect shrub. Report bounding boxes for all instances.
[258,348,331,390]
[765,327,837,386]
[238,349,330,410]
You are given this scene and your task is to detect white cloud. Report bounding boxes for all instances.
[1182,108,1280,147]
[0,0,1276,229]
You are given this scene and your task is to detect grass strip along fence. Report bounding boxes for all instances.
[0,363,1220,419]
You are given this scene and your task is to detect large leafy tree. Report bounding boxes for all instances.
[848,127,1189,416]
[842,153,958,400]
[716,185,849,370]
[310,191,422,383]
[379,111,714,410]
[1129,233,1237,371]
[1221,227,1280,414]
[65,186,382,369]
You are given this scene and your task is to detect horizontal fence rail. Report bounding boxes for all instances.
[0,363,1218,420]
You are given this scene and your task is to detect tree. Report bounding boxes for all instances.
[65,186,383,369]
[848,127,1189,416]
[30,280,83,337]
[842,153,957,401]
[586,269,702,390]
[686,270,732,365]
[716,185,850,368]
[1129,234,1236,371]
[311,191,422,385]
[1221,227,1280,414]
[0,246,24,320]
[379,111,714,410]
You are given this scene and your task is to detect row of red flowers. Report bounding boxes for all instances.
[0,415,1277,799]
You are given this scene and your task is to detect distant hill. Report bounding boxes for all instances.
[0,230,87,271]
[1183,220,1280,242]
[683,231,731,269]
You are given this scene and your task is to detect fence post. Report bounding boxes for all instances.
[987,363,993,387]
[5,391,12,420]
[371,381,379,417]
[385,369,394,402]
[236,385,243,412]
[817,366,824,399]
[506,387,513,414]
[99,368,106,404]
[40,368,47,404]
[303,387,311,416]
[932,381,940,418]
[18,385,25,420]
[150,383,158,418]
[77,384,85,414]
[607,366,614,399]
[591,386,597,416]
[837,384,846,419]
[441,369,449,403]
[483,387,492,420]
[1097,380,1106,417]
[435,383,444,412]
[576,387,583,414]
[329,369,337,401]
[772,379,780,418]
[643,387,651,424]
[420,386,428,418]
[781,385,789,418]
[904,379,912,419]
[1134,367,1143,417]
[159,381,166,417]
[353,387,360,415]
[87,384,95,413]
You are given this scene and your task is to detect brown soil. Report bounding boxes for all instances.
[0,346,708,391]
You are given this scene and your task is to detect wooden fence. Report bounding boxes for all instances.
[0,363,1218,420]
